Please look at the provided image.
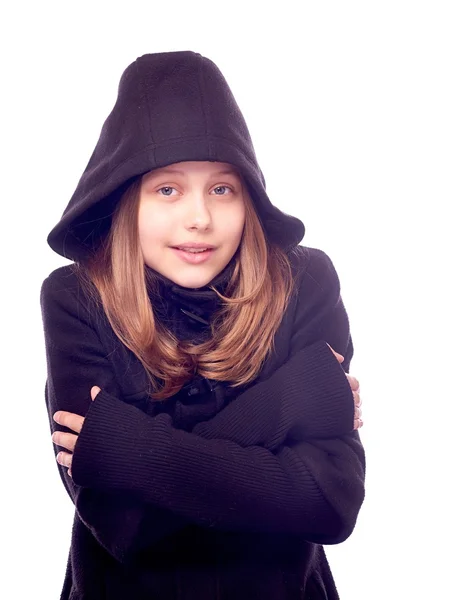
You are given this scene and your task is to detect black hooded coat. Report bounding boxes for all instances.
[40,51,365,599]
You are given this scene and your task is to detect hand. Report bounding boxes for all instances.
[348,375,363,431]
[52,386,101,477]
[326,343,363,431]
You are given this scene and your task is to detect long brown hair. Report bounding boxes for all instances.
[75,174,296,400]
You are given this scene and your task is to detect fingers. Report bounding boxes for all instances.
[354,418,364,430]
[326,343,345,363]
[91,386,101,401]
[52,413,82,476]
[51,386,101,479]
[354,405,362,420]
[52,431,78,453]
[56,451,73,472]
[330,357,363,429]
[53,411,84,434]
[346,374,360,392]
[346,374,361,405]
[353,392,364,430]
[346,373,363,430]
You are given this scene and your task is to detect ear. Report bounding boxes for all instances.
[91,386,102,401]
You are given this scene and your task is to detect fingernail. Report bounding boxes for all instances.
[53,412,60,423]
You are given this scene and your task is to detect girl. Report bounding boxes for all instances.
[41,51,365,600]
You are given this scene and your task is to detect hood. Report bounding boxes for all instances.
[47,50,305,261]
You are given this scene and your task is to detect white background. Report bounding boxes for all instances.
[1,1,449,598]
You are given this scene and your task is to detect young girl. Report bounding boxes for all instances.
[41,50,365,600]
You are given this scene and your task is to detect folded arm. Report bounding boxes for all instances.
[70,248,364,544]
[41,248,364,561]
[41,271,189,564]
[72,387,364,544]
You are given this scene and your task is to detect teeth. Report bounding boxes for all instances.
[179,248,208,253]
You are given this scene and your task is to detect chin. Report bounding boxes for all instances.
[170,268,218,289]
[174,275,214,289]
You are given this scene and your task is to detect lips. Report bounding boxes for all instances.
[172,244,215,251]
[171,247,215,264]
[173,247,210,253]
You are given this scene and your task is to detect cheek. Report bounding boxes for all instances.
[138,206,171,241]
[229,206,246,240]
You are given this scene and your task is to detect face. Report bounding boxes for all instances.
[138,161,246,288]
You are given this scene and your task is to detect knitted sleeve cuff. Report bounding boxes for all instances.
[71,389,158,491]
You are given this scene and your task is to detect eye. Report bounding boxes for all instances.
[157,186,177,197]
[212,185,233,195]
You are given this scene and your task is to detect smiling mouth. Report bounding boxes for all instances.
[171,243,216,251]
[171,247,215,263]
[173,248,211,253]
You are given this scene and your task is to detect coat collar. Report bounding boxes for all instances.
[144,258,236,337]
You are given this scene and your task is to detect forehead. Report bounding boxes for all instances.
[143,161,241,179]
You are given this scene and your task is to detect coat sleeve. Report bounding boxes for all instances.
[72,389,364,544]
[40,272,190,564]
[70,249,365,545]
[192,246,356,448]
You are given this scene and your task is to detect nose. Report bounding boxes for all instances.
[184,194,212,231]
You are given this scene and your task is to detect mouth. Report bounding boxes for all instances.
[171,246,215,264]
[171,244,216,253]
[172,248,212,254]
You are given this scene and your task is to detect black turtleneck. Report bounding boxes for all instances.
[144,257,236,343]
[142,257,239,428]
